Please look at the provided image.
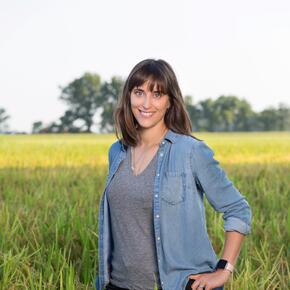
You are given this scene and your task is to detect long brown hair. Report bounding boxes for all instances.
[114,59,202,146]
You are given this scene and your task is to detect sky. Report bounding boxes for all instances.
[0,0,289,133]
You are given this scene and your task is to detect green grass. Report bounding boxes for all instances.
[0,132,289,289]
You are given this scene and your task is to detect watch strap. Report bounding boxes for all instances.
[225,262,234,273]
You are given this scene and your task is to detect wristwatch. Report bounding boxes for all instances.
[215,259,234,273]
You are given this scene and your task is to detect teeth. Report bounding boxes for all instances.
[140,111,154,116]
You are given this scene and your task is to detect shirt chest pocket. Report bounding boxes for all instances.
[161,171,186,205]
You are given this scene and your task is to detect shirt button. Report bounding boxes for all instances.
[156,214,159,218]
[157,236,160,240]
[157,173,160,177]
[161,281,164,284]
[160,153,163,157]
[155,194,158,197]
[162,141,165,144]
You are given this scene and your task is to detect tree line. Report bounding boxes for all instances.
[1,72,289,134]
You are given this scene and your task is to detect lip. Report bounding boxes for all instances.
[139,109,154,113]
[138,109,155,118]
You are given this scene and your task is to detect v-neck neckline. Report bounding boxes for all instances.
[128,146,158,177]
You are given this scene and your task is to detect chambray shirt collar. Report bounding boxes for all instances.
[120,128,178,152]
[164,128,178,143]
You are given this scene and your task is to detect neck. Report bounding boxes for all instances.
[137,123,168,147]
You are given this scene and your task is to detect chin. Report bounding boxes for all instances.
[138,121,161,130]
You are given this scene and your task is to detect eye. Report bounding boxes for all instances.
[134,89,143,96]
[153,91,162,98]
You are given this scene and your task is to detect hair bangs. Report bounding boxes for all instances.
[129,64,168,94]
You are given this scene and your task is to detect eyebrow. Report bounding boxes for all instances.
[135,88,161,92]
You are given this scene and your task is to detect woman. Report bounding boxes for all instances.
[96,59,252,290]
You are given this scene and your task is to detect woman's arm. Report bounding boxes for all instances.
[189,140,252,289]
[190,140,252,236]
[189,231,245,289]
[219,230,245,266]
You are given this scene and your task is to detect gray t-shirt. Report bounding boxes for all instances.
[107,145,161,290]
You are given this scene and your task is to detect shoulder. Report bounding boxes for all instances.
[173,133,206,152]
[107,140,123,166]
[174,133,215,162]
[109,140,122,153]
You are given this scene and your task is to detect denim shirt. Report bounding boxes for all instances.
[95,129,252,290]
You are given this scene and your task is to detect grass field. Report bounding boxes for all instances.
[0,132,289,290]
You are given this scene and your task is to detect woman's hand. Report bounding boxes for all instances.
[187,269,231,290]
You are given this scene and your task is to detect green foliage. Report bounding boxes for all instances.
[31,74,124,134]
[59,73,102,133]
[99,76,124,133]
[0,107,10,133]
[187,97,290,132]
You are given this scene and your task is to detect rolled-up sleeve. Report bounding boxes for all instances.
[191,140,252,235]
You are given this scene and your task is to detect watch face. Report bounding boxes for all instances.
[217,259,227,268]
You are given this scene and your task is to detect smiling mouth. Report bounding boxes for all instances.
[139,109,155,117]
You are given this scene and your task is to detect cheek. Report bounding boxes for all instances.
[130,96,140,107]
[157,97,170,109]
[156,100,169,111]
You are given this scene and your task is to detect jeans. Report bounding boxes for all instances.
[105,281,130,290]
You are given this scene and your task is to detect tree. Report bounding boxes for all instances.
[99,76,124,133]
[59,72,102,132]
[257,104,290,131]
[213,96,239,131]
[59,110,82,133]
[198,98,219,131]
[184,95,202,131]
[184,95,193,106]
[213,95,255,131]
[276,103,290,130]
[32,121,43,134]
[258,107,279,130]
[233,98,255,131]
[0,108,10,132]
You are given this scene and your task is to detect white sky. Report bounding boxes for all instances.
[0,0,289,133]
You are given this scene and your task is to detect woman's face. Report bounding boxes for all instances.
[130,80,170,130]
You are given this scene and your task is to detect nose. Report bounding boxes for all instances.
[142,93,153,109]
